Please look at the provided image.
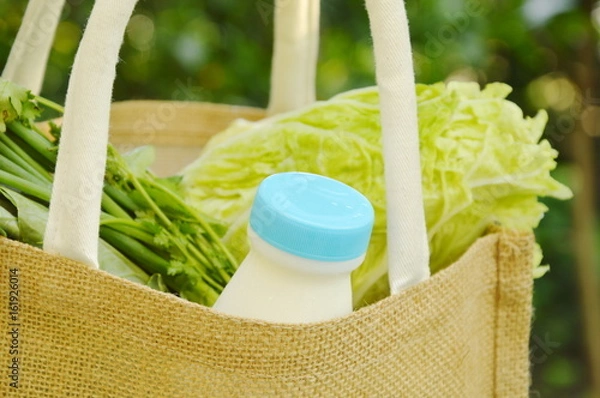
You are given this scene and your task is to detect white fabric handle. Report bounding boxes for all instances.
[267,0,320,116]
[44,0,430,292]
[1,0,66,95]
[269,0,430,292]
[43,0,139,267]
[365,0,430,293]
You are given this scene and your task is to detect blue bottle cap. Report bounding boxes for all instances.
[249,172,374,261]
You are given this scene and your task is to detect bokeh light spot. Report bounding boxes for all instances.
[52,21,81,55]
[127,14,155,52]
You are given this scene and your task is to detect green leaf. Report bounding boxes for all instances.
[156,175,183,195]
[0,187,47,246]
[98,239,150,285]
[48,121,61,142]
[146,273,169,292]
[0,78,40,132]
[123,145,156,177]
[0,203,20,239]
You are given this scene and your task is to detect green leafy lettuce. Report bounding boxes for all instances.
[181,82,572,306]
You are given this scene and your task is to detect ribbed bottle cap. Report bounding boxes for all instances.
[249,172,374,261]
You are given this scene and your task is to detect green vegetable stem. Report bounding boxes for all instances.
[0,78,237,306]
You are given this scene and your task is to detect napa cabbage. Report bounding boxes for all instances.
[181,82,572,306]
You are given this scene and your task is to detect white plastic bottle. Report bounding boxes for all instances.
[213,172,374,323]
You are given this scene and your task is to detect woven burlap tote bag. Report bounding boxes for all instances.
[0,0,535,396]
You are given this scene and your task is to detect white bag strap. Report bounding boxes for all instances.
[268,0,430,292]
[44,0,139,267]
[1,0,66,95]
[44,0,430,292]
[365,0,430,293]
[267,0,320,116]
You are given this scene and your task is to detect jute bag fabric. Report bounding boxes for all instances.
[0,0,536,396]
[0,230,534,396]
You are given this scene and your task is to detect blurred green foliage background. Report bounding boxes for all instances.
[1,0,599,396]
